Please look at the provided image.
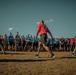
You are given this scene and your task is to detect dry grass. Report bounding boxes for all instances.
[0,51,76,75]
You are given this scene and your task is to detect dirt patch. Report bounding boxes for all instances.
[0,52,76,75]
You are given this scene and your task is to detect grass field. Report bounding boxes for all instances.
[0,51,76,75]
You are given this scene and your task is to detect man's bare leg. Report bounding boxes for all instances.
[42,43,55,58]
[73,47,76,54]
[35,42,41,58]
[42,43,52,55]
[37,42,42,55]
[0,45,5,54]
[35,42,55,58]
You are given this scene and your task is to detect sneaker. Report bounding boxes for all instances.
[35,54,39,58]
[3,51,7,54]
[51,53,55,59]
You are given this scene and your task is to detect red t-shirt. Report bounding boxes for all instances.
[70,39,75,45]
[38,22,50,35]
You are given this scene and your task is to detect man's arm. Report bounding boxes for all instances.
[48,31,54,40]
[36,30,39,40]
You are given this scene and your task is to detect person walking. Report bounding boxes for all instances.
[35,20,55,58]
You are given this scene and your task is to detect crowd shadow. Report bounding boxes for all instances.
[0,59,48,62]
[0,57,76,62]
[0,57,56,62]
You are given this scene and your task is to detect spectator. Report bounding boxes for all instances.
[64,38,70,51]
[3,34,8,51]
[59,38,65,51]
[0,35,6,54]
[8,32,14,51]
[70,38,75,52]
[71,37,76,56]
[15,32,21,51]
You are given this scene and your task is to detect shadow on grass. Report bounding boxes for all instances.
[0,57,56,62]
[0,52,25,55]
[60,56,76,59]
[0,57,76,62]
[0,59,47,62]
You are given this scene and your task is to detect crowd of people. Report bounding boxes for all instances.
[0,32,76,55]
[0,32,38,53]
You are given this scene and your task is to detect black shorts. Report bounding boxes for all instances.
[0,43,4,47]
[32,42,38,46]
[40,34,47,43]
[9,41,14,46]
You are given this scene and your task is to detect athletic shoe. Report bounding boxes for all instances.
[3,51,7,54]
[35,54,39,58]
[51,53,55,59]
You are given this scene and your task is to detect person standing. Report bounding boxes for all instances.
[0,35,6,54]
[3,34,8,51]
[71,37,76,56]
[8,32,14,51]
[15,32,21,51]
[70,38,75,52]
[35,20,55,58]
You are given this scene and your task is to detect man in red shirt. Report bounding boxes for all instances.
[35,20,55,58]
[70,38,75,52]
[71,37,76,56]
